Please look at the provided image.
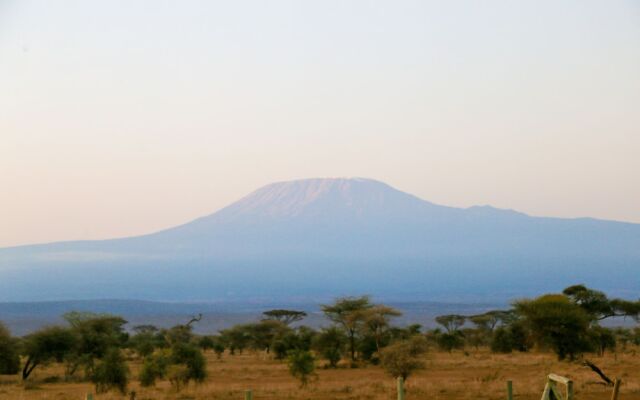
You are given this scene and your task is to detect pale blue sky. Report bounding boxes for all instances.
[1,0,639,247]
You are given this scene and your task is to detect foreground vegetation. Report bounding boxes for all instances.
[0,285,638,399]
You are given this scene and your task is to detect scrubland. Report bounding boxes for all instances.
[1,347,638,400]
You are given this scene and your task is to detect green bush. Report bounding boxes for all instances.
[272,327,315,360]
[287,349,316,387]
[379,336,428,381]
[139,352,169,387]
[170,343,207,384]
[436,332,464,352]
[91,348,129,394]
[312,327,347,368]
[213,342,225,359]
[490,327,513,353]
[198,336,215,351]
[167,365,190,391]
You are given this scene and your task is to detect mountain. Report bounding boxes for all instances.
[1,178,639,302]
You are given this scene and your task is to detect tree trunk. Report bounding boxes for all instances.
[22,357,37,380]
[349,330,356,361]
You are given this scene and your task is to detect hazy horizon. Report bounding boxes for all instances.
[2,1,639,247]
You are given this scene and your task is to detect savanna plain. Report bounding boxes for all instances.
[1,348,638,400]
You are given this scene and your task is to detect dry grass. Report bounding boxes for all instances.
[1,348,639,400]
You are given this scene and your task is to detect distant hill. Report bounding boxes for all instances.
[1,178,639,302]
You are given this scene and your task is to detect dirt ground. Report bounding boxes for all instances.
[0,348,638,400]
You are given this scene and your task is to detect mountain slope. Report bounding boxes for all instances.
[1,178,639,302]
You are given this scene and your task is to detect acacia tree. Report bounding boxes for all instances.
[358,305,402,352]
[435,315,466,333]
[245,320,290,353]
[322,296,373,362]
[561,285,639,358]
[515,294,592,360]
[434,314,466,352]
[469,310,514,332]
[467,310,517,350]
[563,285,640,322]
[220,325,251,355]
[262,310,307,325]
[22,326,77,380]
[63,312,128,377]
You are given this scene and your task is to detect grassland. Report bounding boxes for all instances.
[1,347,638,400]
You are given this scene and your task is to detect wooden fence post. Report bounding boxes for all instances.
[540,380,550,400]
[85,394,94,400]
[507,380,513,400]
[545,373,573,400]
[611,379,621,400]
[397,377,405,400]
[244,389,253,400]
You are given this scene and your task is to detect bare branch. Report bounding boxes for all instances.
[583,359,614,386]
[186,313,203,327]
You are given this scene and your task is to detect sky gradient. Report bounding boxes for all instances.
[1,0,639,247]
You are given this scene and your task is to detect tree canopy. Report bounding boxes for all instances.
[563,284,640,322]
[262,309,307,325]
[515,294,592,360]
[322,296,374,362]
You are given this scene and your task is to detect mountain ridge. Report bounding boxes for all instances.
[1,177,639,302]
[3,177,637,251]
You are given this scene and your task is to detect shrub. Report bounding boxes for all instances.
[272,327,315,360]
[130,333,156,358]
[379,336,428,381]
[139,352,169,387]
[287,349,316,387]
[91,348,129,394]
[491,327,513,353]
[312,327,347,368]
[170,343,207,384]
[139,342,206,389]
[167,364,190,391]
[198,336,215,351]
[213,342,225,359]
[436,331,464,352]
